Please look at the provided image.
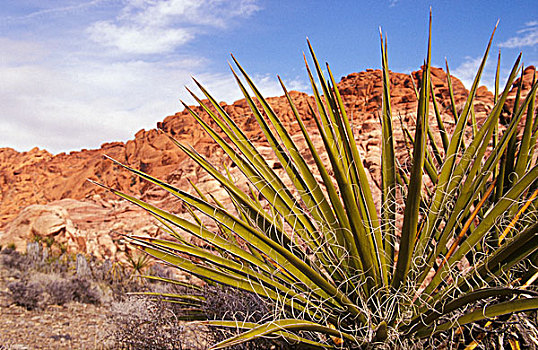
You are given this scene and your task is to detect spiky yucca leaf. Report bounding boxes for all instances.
[96,13,538,348]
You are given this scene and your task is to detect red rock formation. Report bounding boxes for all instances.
[0,66,534,259]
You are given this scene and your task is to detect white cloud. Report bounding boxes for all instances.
[0,49,227,153]
[0,0,268,154]
[88,0,260,55]
[499,21,538,48]
[0,50,191,152]
[0,38,49,65]
[88,21,193,54]
[451,55,495,91]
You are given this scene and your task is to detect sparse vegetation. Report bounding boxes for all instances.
[6,274,101,309]
[0,243,260,348]
[1,246,102,309]
[110,285,290,350]
[0,242,167,308]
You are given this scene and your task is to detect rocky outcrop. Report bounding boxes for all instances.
[0,66,535,259]
[0,197,162,260]
[506,66,536,109]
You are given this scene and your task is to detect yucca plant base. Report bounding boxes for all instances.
[95,15,538,349]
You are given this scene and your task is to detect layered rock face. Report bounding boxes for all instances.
[0,66,535,260]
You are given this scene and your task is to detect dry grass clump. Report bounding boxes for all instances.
[108,283,293,349]
[6,274,101,310]
[47,275,102,305]
[6,280,44,310]
[109,297,205,350]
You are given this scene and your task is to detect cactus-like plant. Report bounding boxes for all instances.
[94,13,538,348]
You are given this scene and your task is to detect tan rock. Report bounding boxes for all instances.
[0,204,72,252]
[32,207,68,237]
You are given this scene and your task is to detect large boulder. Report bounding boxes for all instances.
[0,204,76,252]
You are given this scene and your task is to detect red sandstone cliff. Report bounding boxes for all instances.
[0,66,534,259]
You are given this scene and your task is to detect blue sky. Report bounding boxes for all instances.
[1,0,537,154]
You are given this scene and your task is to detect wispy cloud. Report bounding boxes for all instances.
[2,0,109,22]
[499,21,538,48]
[88,0,260,55]
[456,21,538,92]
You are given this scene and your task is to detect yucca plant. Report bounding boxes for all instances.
[125,249,152,279]
[93,13,538,348]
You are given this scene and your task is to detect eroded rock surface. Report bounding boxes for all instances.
[1,66,535,259]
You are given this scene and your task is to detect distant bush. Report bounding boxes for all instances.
[7,280,44,310]
[6,273,102,310]
[0,247,28,270]
[47,276,101,306]
[201,285,293,349]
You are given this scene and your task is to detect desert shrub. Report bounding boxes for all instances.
[6,272,102,309]
[68,276,101,304]
[203,285,269,324]
[109,286,288,350]
[148,261,176,280]
[0,244,154,303]
[47,276,101,305]
[45,276,74,305]
[97,13,538,349]
[7,280,44,310]
[109,296,201,350]
[1,247,110,308]
[0,248,30,271]
[0,244,71,276]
